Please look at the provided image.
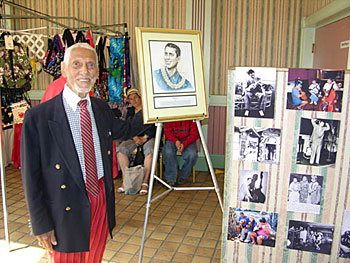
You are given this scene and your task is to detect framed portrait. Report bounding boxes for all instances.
[135,27,208,124]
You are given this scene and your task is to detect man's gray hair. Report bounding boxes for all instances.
[63,43,98,66]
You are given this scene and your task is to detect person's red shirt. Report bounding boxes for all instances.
[164,120,199,149]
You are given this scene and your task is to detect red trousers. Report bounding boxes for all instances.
[49,178,109,263]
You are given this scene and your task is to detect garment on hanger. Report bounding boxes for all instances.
[75,31,86,43]
[0,33,33,127]
[0,33,33,91]
[108,37,129,104]
[86,30,94,48]
[62,29,74,48]
[42,34,64,79]
[94,36,109,101]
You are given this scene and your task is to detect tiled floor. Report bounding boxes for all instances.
[0,165,224,262]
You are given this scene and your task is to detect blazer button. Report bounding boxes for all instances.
[61,184,67,189]
[107,150,111,155]
[55,164,61,170]
[65,206,71,211]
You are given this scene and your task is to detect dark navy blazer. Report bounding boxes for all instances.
[21,93,133,253]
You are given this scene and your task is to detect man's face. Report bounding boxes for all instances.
[61,48,97,98]
[164,46,179,70]
[249,72,255,79]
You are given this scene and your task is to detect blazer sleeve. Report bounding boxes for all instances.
[21,109,55,235]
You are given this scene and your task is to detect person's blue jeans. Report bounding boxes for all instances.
[162,140,198,184]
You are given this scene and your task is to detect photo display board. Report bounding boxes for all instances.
[222,67,350,262]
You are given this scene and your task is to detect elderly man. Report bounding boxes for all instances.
[21,43,138,262]
[153,42,193,91]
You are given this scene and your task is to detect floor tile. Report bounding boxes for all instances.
[0,166,223,263]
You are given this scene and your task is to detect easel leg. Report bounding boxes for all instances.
[139,122,163,263]
[196,120,224,212]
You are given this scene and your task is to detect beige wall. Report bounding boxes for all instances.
[209,0,338,95]
[6,0,338,96]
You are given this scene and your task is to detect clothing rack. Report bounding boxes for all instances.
[1,0,128,36]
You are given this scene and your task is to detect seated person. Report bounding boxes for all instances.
[235,212,248,239]
[308,80,320,105]
[320,78,338,112]
[250,217,272,245]
[162,120,199,186]
[116,88,156,195]
[291,80,308,109]
[243,69,265,117]
[241,216,257,243]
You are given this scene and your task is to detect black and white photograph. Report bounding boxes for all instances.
[339,210,350,258]
[287,173,323,214]
[239,170,267,204]
[234,67,276,118]
[286,68,344,112]
[227,208,278,247]
[233,126,281,164]
[296,117,340,167]
[150,41,196,94]
[286,220,334,255]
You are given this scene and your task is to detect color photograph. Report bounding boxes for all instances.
[286,68,344,112]
[227,208,278,247]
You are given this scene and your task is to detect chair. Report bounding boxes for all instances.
[158,138,196,183]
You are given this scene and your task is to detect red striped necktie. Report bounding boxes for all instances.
[78,100,99,198]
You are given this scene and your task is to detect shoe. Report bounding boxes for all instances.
[244,110,249,116]
[139,183,148,195]
[176,177,187,185]
[117,187,125,193]
[259,110,264,116]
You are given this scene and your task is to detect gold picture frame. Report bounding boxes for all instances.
[135,27,208,124]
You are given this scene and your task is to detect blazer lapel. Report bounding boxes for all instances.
[48,94,87,196]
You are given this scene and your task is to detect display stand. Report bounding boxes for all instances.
[0,90,11,252]
[139,120,223,263]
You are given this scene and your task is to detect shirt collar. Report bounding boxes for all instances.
[63,84,91,111]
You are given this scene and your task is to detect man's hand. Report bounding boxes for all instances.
[36,230,57,251]
[175,140,184,152]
